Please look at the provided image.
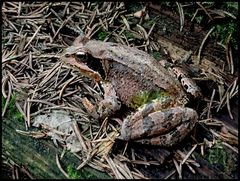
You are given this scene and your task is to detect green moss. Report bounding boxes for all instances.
[150,51,162,60]
[211,19,237,49]
[124,30,135,40]
[222,2,238,12]
[2,96,6,110]
[127,2,144,13]
[130,89,170,109]
[183,2,237,50]
[67,165,81,179]
[142,15,160,29]
[97,30,109,41]
[206,141,228,171]
[2,93,24,122]
[66,164,109,179]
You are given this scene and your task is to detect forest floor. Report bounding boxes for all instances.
[2,2,238,179]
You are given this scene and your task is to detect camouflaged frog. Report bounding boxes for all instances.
[61,36,201,147]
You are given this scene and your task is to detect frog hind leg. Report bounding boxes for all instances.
[97,82,121,119]
[120,105,198,146]
[135,117,197,147]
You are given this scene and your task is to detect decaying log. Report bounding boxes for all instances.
[2,117,110,179]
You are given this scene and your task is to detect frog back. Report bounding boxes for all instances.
[84,40,188,106]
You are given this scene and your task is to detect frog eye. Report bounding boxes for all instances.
[76,51,88,62]
[76,51,85,56]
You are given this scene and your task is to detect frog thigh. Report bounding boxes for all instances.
[135,117,197,147]
[120,107,198,142]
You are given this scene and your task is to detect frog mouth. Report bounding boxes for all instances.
[64,55,102,82]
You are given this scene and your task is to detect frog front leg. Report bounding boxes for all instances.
[120,101,198,147]
[97,81,121,119]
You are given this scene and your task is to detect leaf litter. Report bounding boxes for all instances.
[2,2,238,179]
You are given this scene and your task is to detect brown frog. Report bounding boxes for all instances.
[61,36,201,147]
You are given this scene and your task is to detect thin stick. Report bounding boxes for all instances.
[72,121,87,151]
[53,10,79,39]
[197,27,215,64]
[176,2,184,32]
[2,81,12,117]
[59,75,77,100]
[226,92,233,119]
[27,98,31,128]
[207,89,215,119]
[55,154,69,178]
[24,25,42,50]
[196,2,213,20]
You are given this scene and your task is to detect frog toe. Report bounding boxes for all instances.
[97,98,121,119]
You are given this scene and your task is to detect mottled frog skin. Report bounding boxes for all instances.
[61,36,201,147]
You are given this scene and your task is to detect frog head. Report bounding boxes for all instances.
[60,36,102,82]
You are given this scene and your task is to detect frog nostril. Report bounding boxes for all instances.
[65,53,71,58]
[183,84,188,90]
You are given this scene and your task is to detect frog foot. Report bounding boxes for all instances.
[119,103,198,146]
[97,97,121,119]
